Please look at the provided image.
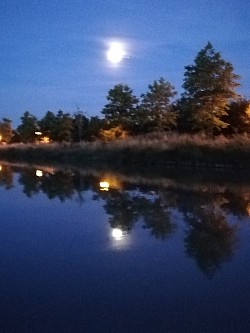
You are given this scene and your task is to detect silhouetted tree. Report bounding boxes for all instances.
[222,99,250,135]
[72,111,89,142]
[101,84,139,132]
[16,111,39,143]
[181,42,241,134]
[139,77,177,133]
[0,118,13,143]
[54,110,73,142]
[39,111,58,140]
[85,116,104,141]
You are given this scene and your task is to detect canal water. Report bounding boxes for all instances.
[1,163,250,332]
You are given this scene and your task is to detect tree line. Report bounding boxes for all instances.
[1,42,249,144]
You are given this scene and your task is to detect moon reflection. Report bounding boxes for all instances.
[112,228,123,240]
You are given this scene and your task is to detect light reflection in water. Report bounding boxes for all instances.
[112,228,123,240]
[110,227,131,250]
[0,163,242,274]
[99,175,122,191]
[100,181,109,191]
[246,203,250,216]
[36,170,43,177]
[1,164,250,331]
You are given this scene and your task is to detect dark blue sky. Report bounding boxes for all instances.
[1,0,250,126]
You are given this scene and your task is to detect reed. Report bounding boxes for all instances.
[1,133,250,170]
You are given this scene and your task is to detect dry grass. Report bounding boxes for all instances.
[1,133,250,170]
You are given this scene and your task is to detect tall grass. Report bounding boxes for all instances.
[1,133,250,170]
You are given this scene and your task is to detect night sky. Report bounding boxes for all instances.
[1,0,250,126]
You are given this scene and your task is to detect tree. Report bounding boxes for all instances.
[72,111,89,142]
[54,110,73,142]
[139,77,177,132]
[101,84,139,131]
[16,111,39,143]
[99,125,128,141]
[39,111,58,141]
[181,42,241,134]
[184,201,236,278]
[222,99,250,135]
[39,110,74,142]
[0,165,14,189]
[85,116,104,141]
[0,118,13,143]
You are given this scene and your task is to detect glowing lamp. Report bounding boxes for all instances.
[42,136,50,143]
[36,170,43,177]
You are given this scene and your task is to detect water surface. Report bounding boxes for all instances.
[1,164,250,332]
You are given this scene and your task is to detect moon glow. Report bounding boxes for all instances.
[107,42,125,64]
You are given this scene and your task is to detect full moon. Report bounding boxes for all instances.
[107,42,125,64]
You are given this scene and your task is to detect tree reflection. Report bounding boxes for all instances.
[183,196,237,278]
[0,165,14,189]
[2,163,250,276]
[16,168,95,202]
[19,169,40,197]
[223,190,250,219]
[139,197,176,240]
[102,189,176,239]
[40,171,76,201]
[103,190,139,232]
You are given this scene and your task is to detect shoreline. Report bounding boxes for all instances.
[1,134,250,172]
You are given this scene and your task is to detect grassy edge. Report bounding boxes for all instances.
[1,133,250,172]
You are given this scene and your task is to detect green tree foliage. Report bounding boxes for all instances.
[54,110,73,142]
[222,99,250,135]
[101,84,139,131]
[16,111,39,143]
[85,116,105,141]
[39,110,73,142]
[0,118,13,143]
[139,77,177,132]
[6,44,246,139]
[181,42,241,134]
[39,111,58,141]
[72,111,89,142]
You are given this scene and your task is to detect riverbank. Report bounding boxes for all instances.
[0,133,250,172]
